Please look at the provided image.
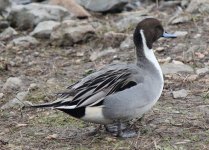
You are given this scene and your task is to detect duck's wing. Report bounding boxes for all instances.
[31,64,143,109]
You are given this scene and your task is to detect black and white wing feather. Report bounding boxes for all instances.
[31,64,142,118]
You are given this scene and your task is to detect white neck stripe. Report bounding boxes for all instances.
[139,29,163,80]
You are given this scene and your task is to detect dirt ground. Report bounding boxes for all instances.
[0,3,209,150]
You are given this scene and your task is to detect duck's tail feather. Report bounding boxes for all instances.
[23,99,63,109]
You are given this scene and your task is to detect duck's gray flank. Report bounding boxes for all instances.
[29,18,176,138]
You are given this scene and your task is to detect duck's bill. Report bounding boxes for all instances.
[162,32,177,38]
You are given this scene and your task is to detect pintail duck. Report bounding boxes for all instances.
[30,18,176,138]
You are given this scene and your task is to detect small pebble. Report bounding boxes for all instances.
[172,89,188,99]
[0,93,4,99]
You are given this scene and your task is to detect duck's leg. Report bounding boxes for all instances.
[116,121,137,138]
[105,121,137,138]
[105,123,126,133]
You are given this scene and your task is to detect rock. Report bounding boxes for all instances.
[169,14,191,24]
[195,52,205,59]
[50,20,95,46]
[169,15,191,24]
[11,36,39,47]
[76,0,129,12]
[90,47,117,61]
[159,1,181,9]
[120,35,134,50]
[156,47,164,52]
[1,91,28,109]
[0,79,3,89]
[115,14,148,32]
[103,31,127,48]
[0,27,18,40]
[172,43,187,53]
[0,0,11,17]
[172,89,188,99]
[45,134,58,140]
[3,77,23,91]
[0,0,10,11]
[124,0,141,11]
[172,60,184,65]
[46,78,57,86]
[186,0,209,14]
[28,83,38,91]
[169,7,191,24]
[30,21,60,39]
[8,3,70,30]
[11,0,34,5]
[174,31,188,37]
[196,67,209,75]
[158,57,172,63]
[181,0,190,7]
[194,34,201,38]
[0,20,9,30]
[161,63,194,75]
[49,0,91,18]
[33,51,39,57]
[0,93,4,99]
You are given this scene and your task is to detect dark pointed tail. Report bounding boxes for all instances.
[23,100,62,109]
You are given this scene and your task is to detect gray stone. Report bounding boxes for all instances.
[158,57,172,63]
[90,47,117,61]
[30,21,60,39]
[46,78,57,86]
[172,43,187,53]
[181,0,190,7]
[169,7,191,24]
[172,60,184,65]
[174,31,188,37]
[8,3,70,30]
[155,47,165,52]
[3,77,23,91]
[161,63,194,75]
[0,0,11,17]
[11,36,39,47]
[196,67,209,75]
[50,20,95,46]
[1,91,28,109]
[49,0,91,18]
[0,20,9,30]
[186,0,209,14]
[115,14,149,32]
[0,93,4,99]
[172,89,188,99]
[103,31,127,48]
[28,83,38,91]
[11,0,36,5]
[0,0,10,11]
[0,27,18,40]
[76,0,129,12]
[120,35,134,50]
[169,14,191,24]
[124,0,141,11]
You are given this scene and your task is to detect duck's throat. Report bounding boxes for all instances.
[138,30,163,80]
